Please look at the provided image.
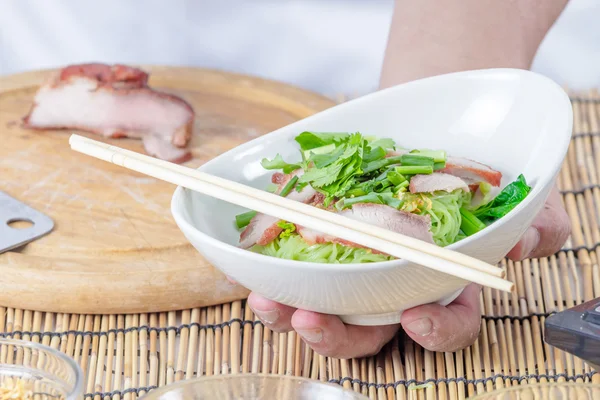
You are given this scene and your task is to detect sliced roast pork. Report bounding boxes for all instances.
[409,172,469,194]
[297,203,434,251]
[239,170,319,248]
[441,157,502,187]
[23,63,195,163]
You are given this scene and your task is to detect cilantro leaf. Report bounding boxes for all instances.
[295,132,350,150]
[260,154,301,174]
[368,138,396,151]
[298,132,365,202]
[311,146,345,168]
[363,146,386,163]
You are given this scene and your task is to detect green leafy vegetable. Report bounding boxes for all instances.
[236,129,529,262]
[260,154,301,174]
[298,132,365,202]
[277,221,297,238]
[473,174,531,222]
[363,146,386,163]
[310,146,345,168]
[294,132,350,150]
[367,137,396,151]
[251,234,393,264]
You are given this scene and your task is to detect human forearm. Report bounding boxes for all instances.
[380,0,569,88]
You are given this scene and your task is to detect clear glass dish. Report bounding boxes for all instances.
[139,374,368,400]
[0,338,83,400]
[469,382,600,399]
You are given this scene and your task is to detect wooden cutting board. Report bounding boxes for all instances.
[0,66,335,314]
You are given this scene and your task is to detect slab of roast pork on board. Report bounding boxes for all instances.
[23,63,195,163]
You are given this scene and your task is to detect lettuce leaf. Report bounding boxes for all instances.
[473,174,531,222]
[251,234,393,264]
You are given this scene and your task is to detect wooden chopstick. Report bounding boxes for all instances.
[71,134,505,279]
[69,134,513,293]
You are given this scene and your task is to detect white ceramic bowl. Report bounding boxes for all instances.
[171,69,572,326]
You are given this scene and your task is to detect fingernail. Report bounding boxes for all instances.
[253,309,279,324]
[405,318,432,336]
[520,227,541,259]
[296,328,323,343]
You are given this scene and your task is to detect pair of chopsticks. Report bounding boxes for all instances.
[69,134,514,293]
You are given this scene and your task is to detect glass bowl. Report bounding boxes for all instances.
[0,338,83,400]
[139,374,368,400]
[469,382,600,399]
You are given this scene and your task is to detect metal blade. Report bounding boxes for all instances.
[0,191,54,253]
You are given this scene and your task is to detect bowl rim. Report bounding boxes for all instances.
[171,68,573,271]
[0,338,83,400]
[468,382,600,399]
[138,372,368,399]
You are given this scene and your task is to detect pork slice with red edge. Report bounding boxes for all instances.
[441,156,502,187]
[239,214,283,249]
[239,169,318,248]
[297,203,434,252]
[409,172,469,194]
[22,63,194,163]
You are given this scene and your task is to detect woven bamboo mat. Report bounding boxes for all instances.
[2,93,600,400]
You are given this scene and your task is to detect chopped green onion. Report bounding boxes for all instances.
[362,156,403,174]
[460,207,487,236]
[235,211,257,229]
[397,180,409,189]
[379,193,402,208]
[279,176,299,197]
[400,154,435,167]
[410,149,447,163]
[336,193,383,210]
[345,188,367,197]
[434,161,446,171]
[374,179,392,192]
[387,170,406,186]
[363,146,387,163]
[395,166,433,175]
[373,171,387,182]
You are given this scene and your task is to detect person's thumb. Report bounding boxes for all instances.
[400,283,481,352]
[507,186,570,261]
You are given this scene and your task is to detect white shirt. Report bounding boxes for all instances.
[1,0,598,97]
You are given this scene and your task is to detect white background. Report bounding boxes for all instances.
[1,0,598,97]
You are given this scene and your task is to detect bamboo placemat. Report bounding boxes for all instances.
[2,93,600,400]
